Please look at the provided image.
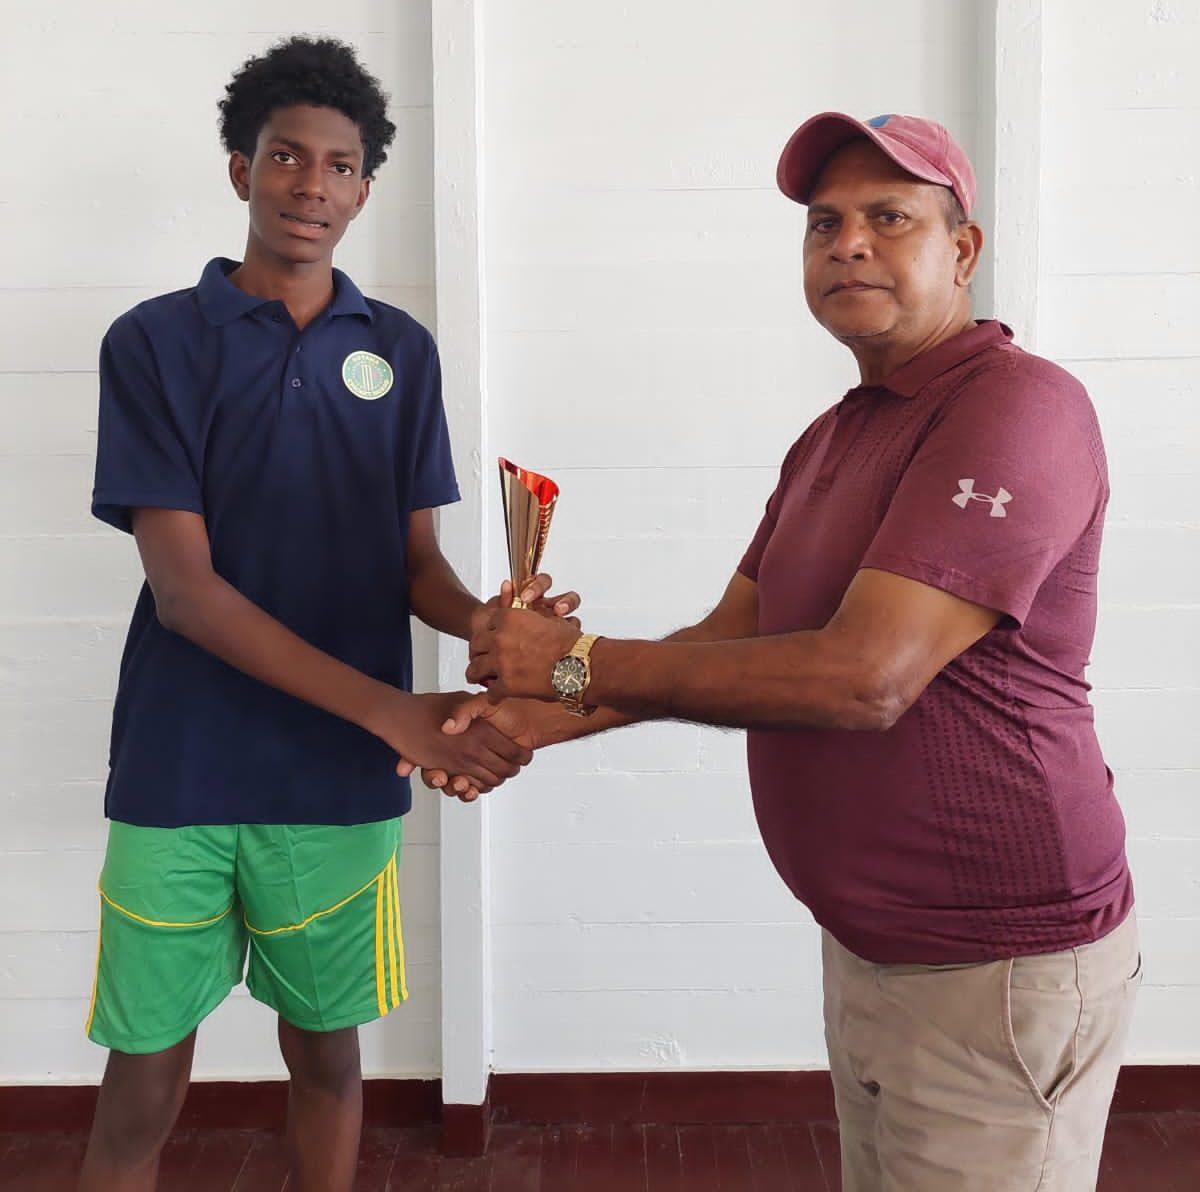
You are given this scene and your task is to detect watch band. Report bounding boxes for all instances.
[559,633,599,716]
[568,633,599,664]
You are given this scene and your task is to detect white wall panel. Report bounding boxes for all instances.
[4,0,1196,1089]
[1041,0,1200,1061]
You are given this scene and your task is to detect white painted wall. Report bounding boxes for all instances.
[479,0,987,1071]
[0,1,442,1082]
[3,0,1196,1089]
[1039,0,1200,1061]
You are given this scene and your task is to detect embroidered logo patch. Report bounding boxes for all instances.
[342,351,394,400]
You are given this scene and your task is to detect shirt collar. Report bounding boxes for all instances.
[328,267,373,322]
[196,257,374,326]
[875,319,1013,398]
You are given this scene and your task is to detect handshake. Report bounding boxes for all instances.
[388,572,587,803]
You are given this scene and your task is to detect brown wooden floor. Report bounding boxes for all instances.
[3,1114,1197,1190]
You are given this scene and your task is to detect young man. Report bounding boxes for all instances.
[81,38,573,1191]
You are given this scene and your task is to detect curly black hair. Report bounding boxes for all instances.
[218,36,396,179]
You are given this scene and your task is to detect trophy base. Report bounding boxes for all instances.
[510,597,526,610]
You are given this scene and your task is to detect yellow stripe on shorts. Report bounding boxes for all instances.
[374,870,388,1017]
[390,853,407,1002]
[99,887,235,930]
[385,856,400,1008]
[245,871,379,937]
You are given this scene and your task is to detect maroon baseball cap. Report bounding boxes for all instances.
[777,112,976,217]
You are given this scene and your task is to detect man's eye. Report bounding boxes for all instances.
[810,220,836,234]
[333,164,355,176]
[878,212,905,225]
[272,151,297,164]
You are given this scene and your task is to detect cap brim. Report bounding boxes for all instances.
[776,111,954,204]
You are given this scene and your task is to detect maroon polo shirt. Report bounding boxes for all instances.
[739,319,1133,964]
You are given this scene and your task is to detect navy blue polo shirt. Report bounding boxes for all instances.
[92,258,459,827]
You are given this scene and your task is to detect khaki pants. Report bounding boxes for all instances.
[822,913,1140,1191]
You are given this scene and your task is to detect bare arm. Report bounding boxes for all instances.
[470,568,1000,733]
[404,571,761,798]
[522,570,760,747]
[405,508,485,640]
[132,507,530,788]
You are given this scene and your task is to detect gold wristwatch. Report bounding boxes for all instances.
[551,633,599,716]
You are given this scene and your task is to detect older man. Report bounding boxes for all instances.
[430,113,1139,1190]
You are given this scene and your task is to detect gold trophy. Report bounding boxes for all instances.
[498,457,559,608]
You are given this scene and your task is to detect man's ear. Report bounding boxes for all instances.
[228,152,251,203]
[349,176,372,221]
[955,221,984,288]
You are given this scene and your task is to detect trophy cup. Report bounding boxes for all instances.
[498,457,559,609]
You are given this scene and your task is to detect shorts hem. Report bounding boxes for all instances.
[252,990,407,1034]
[87,981,237,1055]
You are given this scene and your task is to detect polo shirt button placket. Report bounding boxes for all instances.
[289,327,309,388]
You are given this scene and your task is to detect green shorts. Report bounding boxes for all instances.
[86,818,406,1054]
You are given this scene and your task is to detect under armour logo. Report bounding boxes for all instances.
[952,478,1012,518]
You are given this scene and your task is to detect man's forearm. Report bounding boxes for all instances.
[584,630,896,732]
[532,619,748,747]
[530,701,635,747]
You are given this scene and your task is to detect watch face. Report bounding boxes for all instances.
[552,656,588,697]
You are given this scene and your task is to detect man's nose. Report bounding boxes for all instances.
[829,219,870,261]
[293,164,327,199]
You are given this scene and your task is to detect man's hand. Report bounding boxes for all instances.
[469,574,581,640]
[468,601,582,701]
[407,576,582,802]
[374,690,532,795]
[396,695,554,802]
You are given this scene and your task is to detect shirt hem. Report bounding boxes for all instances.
[807,876,1135,966]
[105,806,412,829]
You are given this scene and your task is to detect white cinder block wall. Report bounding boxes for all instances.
[2,0,1196,1088]
[1039,0,1200,1060]
[481,0,987,1071]
[0,2,443,1082]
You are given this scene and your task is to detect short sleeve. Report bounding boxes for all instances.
[92,314,204,534]
[861,372,1107,628]
[407,337,460,511]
